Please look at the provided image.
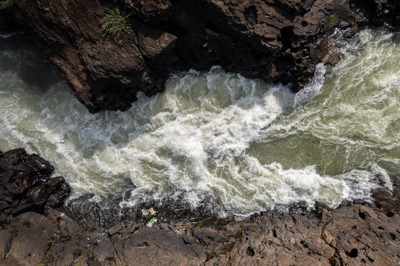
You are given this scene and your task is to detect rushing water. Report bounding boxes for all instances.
[0,29,399,217]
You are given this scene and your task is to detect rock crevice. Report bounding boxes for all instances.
[3,0,398,112]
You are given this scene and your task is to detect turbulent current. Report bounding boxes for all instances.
[1,29,399,217]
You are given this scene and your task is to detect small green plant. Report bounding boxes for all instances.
[0,0,14,10]
[74,254,83,266]
[101,7,131,38]
[202,42,212,53]
[324,14,339,29]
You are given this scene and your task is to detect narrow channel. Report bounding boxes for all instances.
[0,29,398,217]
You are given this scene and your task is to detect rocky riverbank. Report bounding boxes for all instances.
[1,149,400,265]
[1,0,400,265]
[1,0,399,113]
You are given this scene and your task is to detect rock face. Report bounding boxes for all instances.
[1,200,400,265]
[0,10,16,30]
[10,0,177,113]
[1,149,400,265]
[3,0,395,112]
[0,149,70,222]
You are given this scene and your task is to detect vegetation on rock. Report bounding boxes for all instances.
[324,14,340,29]
[101,6,131,38]
[0,0,14,10]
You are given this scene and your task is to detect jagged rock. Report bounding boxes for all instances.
[372,186,400,215]
[350,0,400,29]
[0,149,70,221]
[1,0,398,112]
[64,194,121,229]
[1,150,400,266]
[9,0,177,113]
[3,0,376,112]
[2,201,400,265]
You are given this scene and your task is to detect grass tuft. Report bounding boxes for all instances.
[0,0,14,10]
[101,6,131,38]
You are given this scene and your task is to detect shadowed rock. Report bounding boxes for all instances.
[0,149,70,222]
[2,0,388,113]
[1,149,400,265]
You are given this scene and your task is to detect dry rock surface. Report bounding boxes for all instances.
[1,198,400,265]
[1,149,400,265]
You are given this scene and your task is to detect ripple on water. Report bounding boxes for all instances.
[0,29,399,217]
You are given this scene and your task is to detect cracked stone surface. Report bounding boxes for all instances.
[1,151,400,265]
[2,199,400,265]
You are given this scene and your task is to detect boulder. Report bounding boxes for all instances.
[7,0,369,112]
[0,149,70,221]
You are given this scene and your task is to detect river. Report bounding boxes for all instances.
[0,29,399,218]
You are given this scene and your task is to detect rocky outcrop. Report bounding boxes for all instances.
[2,0,395,112]
[0,149,70,223]
[0,10,16,30]
[1,199,400,265]
[350,0,400,29]
[1,149,400,265]
[8,0,177,113]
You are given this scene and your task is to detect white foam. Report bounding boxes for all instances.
[0,29,399,217]
[0,31,24,39]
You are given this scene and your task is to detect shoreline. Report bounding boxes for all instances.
[1,149,400,265]
[0,0,398,113]
[1,0,400,264]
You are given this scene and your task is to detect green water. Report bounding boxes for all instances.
[0,29,398,217]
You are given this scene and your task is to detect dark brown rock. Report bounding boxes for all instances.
[2,148,400,265]
[372,187,400,215]
[121,228,206,265]
[9,0,178,113]
[0,149,70,222]
[2,200,400,265]
[7,0,367,112]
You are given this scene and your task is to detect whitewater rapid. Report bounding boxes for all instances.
[0,29,398,217]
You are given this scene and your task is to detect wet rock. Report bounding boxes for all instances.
[372,186,400,217]
[64,193,219,230]
[2,199,400,265]
[351,0,400,29]
[64,194,121,229]
[8,0,367,112]
[0,149,70,222]
[121,228,205,265]
[0,10,18,31]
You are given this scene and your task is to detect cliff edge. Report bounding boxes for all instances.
[1,0,399,112]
